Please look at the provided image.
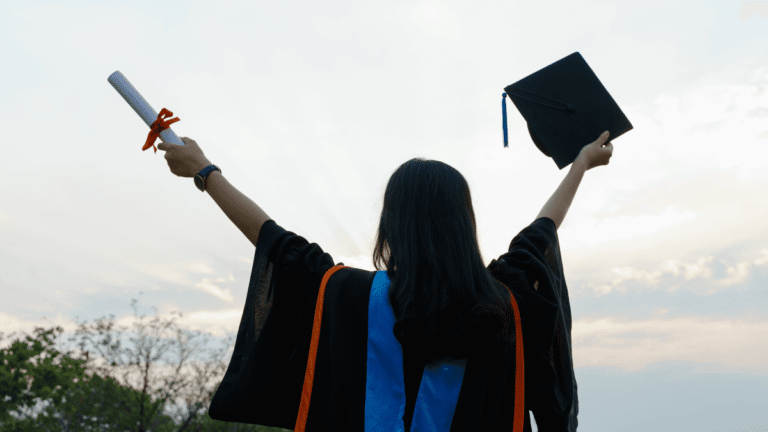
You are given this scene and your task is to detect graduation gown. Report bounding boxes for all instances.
[208,216,578,431]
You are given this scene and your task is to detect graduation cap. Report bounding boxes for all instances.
[502,52,633,169]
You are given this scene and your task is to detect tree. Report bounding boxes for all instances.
[5,369,179,432]
[0,325,88,430]
[1,299,293,432]
[0,323,178,432]
[52,298,241,431]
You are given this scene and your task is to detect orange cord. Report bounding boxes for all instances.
[498,280,525,432]
[142,108,180,153]
[294,264,348,432]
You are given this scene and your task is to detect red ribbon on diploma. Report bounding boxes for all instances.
[142,108,180,153]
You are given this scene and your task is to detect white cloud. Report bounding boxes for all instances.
[193,278,234,303]
[573,316,768,374]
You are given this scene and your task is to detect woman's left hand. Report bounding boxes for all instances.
[157,137,212,178]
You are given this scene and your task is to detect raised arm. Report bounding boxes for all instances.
[206,170,272,248]
[535,160,586,230]
[536,131,613,230]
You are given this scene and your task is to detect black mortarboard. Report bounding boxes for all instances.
[502,52,633,169]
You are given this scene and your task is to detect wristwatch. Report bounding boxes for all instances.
[194,164,222,192]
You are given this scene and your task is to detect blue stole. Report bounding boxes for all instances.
[365,270,467,432]
[294,265,523,432]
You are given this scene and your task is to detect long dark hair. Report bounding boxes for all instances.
[372,158,514,365]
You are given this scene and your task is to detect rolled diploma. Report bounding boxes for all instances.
[107,70,184,146]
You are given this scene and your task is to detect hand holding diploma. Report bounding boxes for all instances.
[109,70,272,254]
[108,71,185,147]
[157,137,212,178]
[107,71,212,178]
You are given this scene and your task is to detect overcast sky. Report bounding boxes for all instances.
[2,0,768,430]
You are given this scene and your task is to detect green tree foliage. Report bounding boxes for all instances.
[3,369,179,431]
[0,324,178,431]
[0,326,88,428]
[0,299,294,431]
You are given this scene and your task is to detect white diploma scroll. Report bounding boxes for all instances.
[107,70,184,146]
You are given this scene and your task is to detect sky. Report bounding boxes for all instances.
[2,0,768,430]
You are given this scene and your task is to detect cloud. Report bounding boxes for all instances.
[574,316,768,375]
[746,106,768,118]
[193,278,234,303]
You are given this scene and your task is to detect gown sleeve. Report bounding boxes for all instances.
[487,216,579,432]
[208,219,340,429]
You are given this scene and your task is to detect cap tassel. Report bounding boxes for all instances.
[502,93,508,148]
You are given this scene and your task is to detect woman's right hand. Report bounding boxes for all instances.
[576,131,613,171]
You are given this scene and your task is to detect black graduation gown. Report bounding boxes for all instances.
[208,216,578,431]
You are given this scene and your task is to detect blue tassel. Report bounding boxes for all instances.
[502,93,508,148]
